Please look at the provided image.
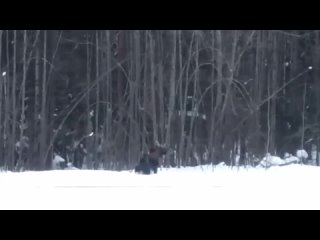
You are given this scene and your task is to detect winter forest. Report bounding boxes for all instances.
[0,30,318,171]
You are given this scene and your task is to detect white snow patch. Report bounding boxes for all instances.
[284,152,291,158]
[284,156,300,164]
[1,164,320,209]
[296,149,308,159]
[258,153,300,168]
[258,155,284,167]
[52,154,65,169]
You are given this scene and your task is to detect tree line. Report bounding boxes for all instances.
[0,30,318,171]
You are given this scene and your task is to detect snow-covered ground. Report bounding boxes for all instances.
[1,164,320,210]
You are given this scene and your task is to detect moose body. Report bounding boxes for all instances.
[134,146,167,175]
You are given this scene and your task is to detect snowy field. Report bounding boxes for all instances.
[1,164,320,210]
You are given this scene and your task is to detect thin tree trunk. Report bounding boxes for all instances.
[158,62,165,145]
[40,30,47,170]
[4,31,11,168]
[314,32,320,166]
[134,30,141,164]
[17,30,27,170]
[142,31,148,152]
[165,30,176,149]
[214,30,238,165]
[270,32,278,155]
[149,31,158,145]
[105,30,112,168]
[32,40,40,169]
[128,31,135,168]
[266,33,271,157]
[157,31,165,144]
[185,31,200,166]
[10,30,17,170]
[94,30,100,169]
[177,30,183,167]
[0,30,3,166]
[212,30,223,164]
[301,79,307,150]
[178,31,195,167]
[253,30,262,157]
[208,30,215,164]
[85,32,93,169]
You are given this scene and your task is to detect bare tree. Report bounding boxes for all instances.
[3,31,11,168]
[32,38,40,169]
[85,31,93,169]
[0,30,3,166]
[142,31,148,152]
[10,30,17,170]
[157,31,165,145]
[165,30,177,151]
[94,30,100,169]
[149,31,159,146]
[39,30,47,170]
[178,31,195,167]
[301,74,307,152]
[17,30,28,170]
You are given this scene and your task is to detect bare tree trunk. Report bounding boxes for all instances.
[10,30,17,170]
[105,30,112,168]
[17,30,27,170]
[219,30,237,125]
[99,30,112,169]
[0,30,3,166]
[39,30,47,170]
[270,32,278,155]
[157,31,165,144]
[149,31,158,145]
[178,31,195,167]
[252,30,263,158]
[177,31,183,168]
[133,30,141,165]
[177,30,183,167]
[165,30,176,149]
[142,31,148,152]
[301,78,307,150]
[266,33,271,157]
[128,31,135,168]
[215,30,238,165]
[4,31,11,168]
[158,63,165,145]
[212,30,223,164]
[185,31,200,166]
[32,41,40,170]
[85,32,93,169]
[94,30,100,169]
[112,30,127,170]
[314,32,320,166]
[208,30,215,164]
[266,75,271,157]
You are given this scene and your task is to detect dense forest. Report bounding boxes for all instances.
[0,30,319,171]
